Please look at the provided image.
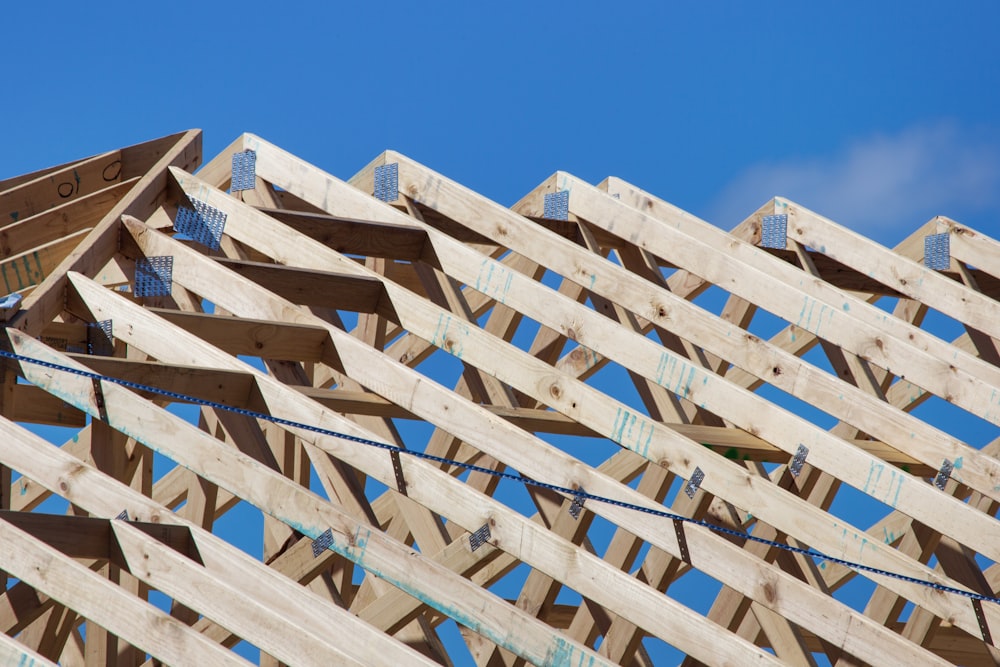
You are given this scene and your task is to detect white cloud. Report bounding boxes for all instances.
[707,122,1000,240]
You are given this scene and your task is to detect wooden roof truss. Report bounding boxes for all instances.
[1,129,999,665]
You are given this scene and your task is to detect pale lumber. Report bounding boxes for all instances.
[9,130,998,665]
[0,151,124,224]
[261,207,428,260]
[0,179,134,256]
[213,256,387,313]
[148,307,329,361]
[940,217,1000,283]
[0,230,91,295]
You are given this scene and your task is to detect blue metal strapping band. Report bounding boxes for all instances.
[1,347,997,605]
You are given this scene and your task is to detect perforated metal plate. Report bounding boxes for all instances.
[87,320,114,356]
[469,523,492,551]
[924,233,951,270]
[0,293,22,310]
[115,510,129,521]
[543,190,569,221]
[934,459,954,491]
[134,256,173,297]
[374,163,399,202]
[311,528,334,557]
[175,198,227,250]
[684,467,705,499]
[790,444,809,477]
[761,214,788,249]
[231,150,257,192]
[569,488,586,520]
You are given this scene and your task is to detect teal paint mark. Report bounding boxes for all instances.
[9,211,17,222]
[19,479,26,495]
[610,407,652,457]
[819,245,826,253]
[682,367,696,397]
[430,313,466,360]
[953,456,964,469]
[73,169,81,189]
[475,260,513,305]
[11,260,24,289]
[589,274,596,290]
[842,302,850,312]
[819,561,826,569]
[890,473,903,509]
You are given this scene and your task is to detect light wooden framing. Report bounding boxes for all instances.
[0,130,998,665]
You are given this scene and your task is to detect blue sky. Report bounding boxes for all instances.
[4,2,999,243]
[4,2,1000,664]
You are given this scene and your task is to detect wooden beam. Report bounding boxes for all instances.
[260,207,428,260]
[213,257,386,313]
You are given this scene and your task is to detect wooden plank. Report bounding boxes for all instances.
[261,207,428,260]
[63,353,262,410]
[213,257,386,313]
[148,307,329,361]
[0,179,134,255]
[941,218,1000,283]
[0,151,124,224]
[0,510,193,562]
[0,231,90,295]
[11,384,85,426]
